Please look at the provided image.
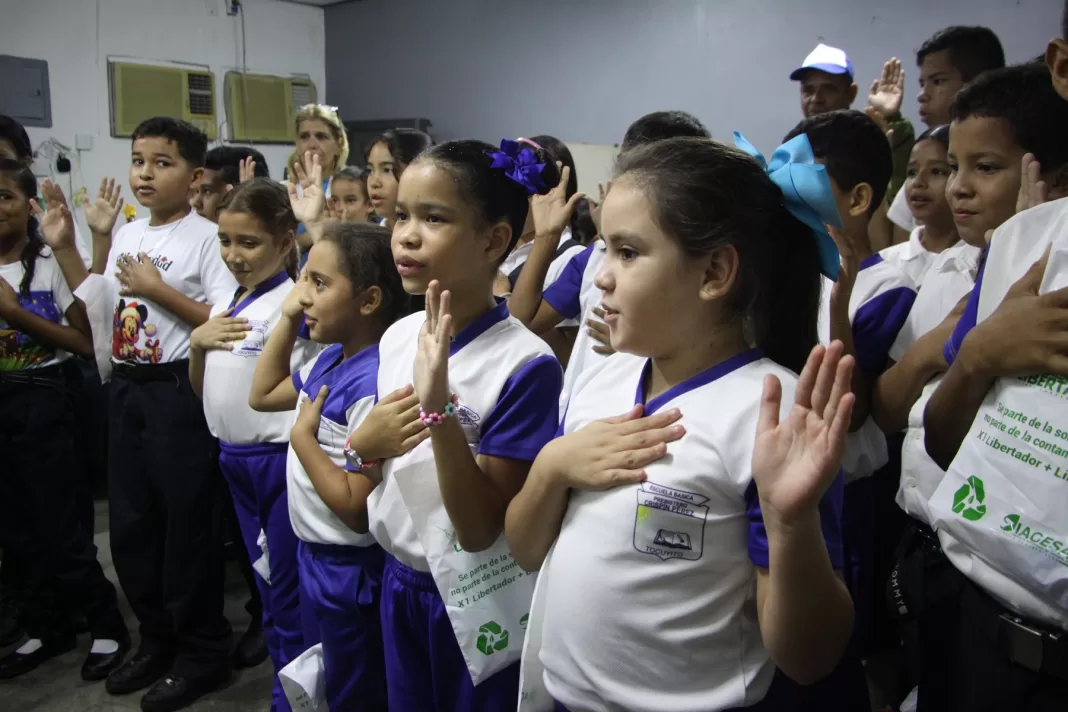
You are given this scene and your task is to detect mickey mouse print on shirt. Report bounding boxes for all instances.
[112,299,163,364]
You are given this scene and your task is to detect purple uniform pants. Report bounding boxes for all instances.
[380,554,520,712]
[219,442,302,712]
[298,540,387,711]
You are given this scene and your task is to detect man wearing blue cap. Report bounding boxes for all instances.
[791,43,915,209]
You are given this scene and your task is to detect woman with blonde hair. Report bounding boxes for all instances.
[287,104,350,266]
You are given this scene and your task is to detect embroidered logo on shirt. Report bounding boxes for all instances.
[633,481,708,561]
[231,319,269,357]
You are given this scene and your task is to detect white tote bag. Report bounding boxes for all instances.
[392,452,537,685]
[279,643,328,711]
[928,242,1068,613]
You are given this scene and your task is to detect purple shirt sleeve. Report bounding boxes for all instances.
[541,243,596,320]
[852,287,916,373]
[744,470,845,570]
[943,260,985,366]
[479,354,563,462]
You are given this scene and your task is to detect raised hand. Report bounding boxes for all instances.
[587,306,614,356]
[413,280,452,412]
[863,106,895,144]
[85,178,124,236]
[752,341,855,526]
[190,308,249,352]
[238,156,258,184]
[347,384,430,463]
[287,152,325,225]
[590,181,610,233]
[281,278,307,320]
[115,252,163,298]
[868,58,905,118]
[1017,153,1047,215]
[35,180,77,252]
[530,163,585,238]
[543,404,685,491]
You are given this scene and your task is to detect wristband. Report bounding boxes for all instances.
[344,437,381,473]
[420,395,459,426]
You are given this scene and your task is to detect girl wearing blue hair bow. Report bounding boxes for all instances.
[507,135,856,712]
[344,138,564,711]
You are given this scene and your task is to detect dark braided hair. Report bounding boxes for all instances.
[0,159,45,296]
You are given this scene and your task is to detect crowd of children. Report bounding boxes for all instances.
[0,9,1067,712]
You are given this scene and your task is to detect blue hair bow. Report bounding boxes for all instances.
[487,139,546,196]
[733,131,843,280]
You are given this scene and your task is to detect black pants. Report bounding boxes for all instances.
[108,362,231,676]
[0,365,126,642]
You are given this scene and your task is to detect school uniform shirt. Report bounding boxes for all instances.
[539,350,845,712]
[818,253,916,482]
[202,272,322,444]
[887,187,917,233]
[936,197,1068,630]
[287,343,380,547]
[888,241,981,362]
[104,212,236,365]
[0,250,75,370]
[499,228,577,283]
[879,227,938,289]
[368,300,562,572]
[542,240,607,411]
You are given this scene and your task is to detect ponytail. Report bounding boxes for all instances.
[20,216,45,297]
[751,209,822,374]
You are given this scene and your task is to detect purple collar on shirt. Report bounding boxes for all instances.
[859,253,884,272]
[635,348,764,415]
[448,297,510,356]
[228,271,290,317]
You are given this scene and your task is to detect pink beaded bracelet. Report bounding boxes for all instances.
[420,395,460,427]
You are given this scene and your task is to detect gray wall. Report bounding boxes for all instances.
[325,0,1063,154]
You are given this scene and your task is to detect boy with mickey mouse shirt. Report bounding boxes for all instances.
[73,117,237,711]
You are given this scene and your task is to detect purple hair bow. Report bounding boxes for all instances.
[487,139,546,195]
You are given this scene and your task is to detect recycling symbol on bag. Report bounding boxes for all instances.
[951,475,988,521]
[476,621,510,656]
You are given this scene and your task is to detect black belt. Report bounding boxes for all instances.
[112,359,188,383]
[0,362,70,389]
[966,580,1068,682]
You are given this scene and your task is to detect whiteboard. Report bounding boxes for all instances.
[564,142,619,201]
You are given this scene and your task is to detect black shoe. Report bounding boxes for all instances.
[232,620,267,669]
[0,635,77,679]
[81,638,130,681]
[139,667,232,712]
[105,648,175,695]
[0,616,23,648]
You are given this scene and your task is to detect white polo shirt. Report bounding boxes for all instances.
[819,254,916,482]
[538,350,846,712]
[105,212,236,365]
[0,250,76,370]
[889,241,981,362]
[368,301,562,572]
[542,240,607,412]
[287,343,380,547]
[935,198,1068,630]
[202,271,321,444]
[879,227,937,289]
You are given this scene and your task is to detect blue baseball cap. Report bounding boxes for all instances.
[790,43,855,81]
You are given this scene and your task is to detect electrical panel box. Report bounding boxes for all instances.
[0,55,52,128]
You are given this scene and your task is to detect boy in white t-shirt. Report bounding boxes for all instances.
[68,118,238,711]
[918,49,1068,710]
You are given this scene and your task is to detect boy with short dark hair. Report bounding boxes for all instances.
[916,28,1068,706]
[71,116,237,711]
[886,26,1006,236]
[193,145,268,222]
[785,110,916,702]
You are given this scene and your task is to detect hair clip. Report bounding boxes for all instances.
[487,139,546,196]
[300,103,339,115]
